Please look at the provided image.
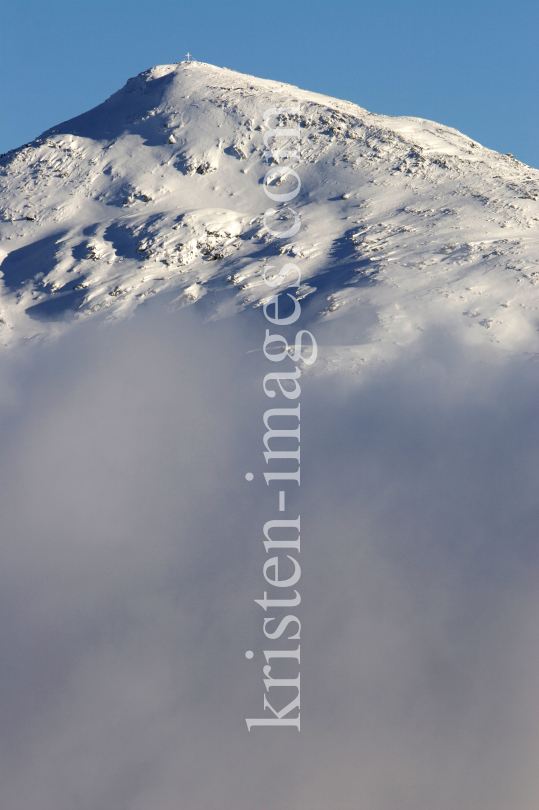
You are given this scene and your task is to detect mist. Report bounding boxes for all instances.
[0,303,538,810]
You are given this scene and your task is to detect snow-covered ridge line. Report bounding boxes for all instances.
[0,60,538,365]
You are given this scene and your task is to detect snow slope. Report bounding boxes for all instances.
[1,60,539,366]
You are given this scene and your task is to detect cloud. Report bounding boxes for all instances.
[0,308,538,809]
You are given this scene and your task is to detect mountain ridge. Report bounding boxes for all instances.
[1,60,539,368]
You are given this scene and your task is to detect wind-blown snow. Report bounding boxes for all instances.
[1,60,539,366]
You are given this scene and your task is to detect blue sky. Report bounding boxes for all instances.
[1,0,538,168]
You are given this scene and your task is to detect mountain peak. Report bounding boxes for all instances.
[0,62,538,364]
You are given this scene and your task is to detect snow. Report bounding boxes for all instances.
[0,59,538,368]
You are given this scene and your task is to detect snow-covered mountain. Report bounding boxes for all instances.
[3,62,539,810]
[1,60,539,365]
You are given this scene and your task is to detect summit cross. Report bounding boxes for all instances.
[186,53,192,62]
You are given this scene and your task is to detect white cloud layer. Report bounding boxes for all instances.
[0,304,538,809]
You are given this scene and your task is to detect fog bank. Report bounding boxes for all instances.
[0,306,538,809]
